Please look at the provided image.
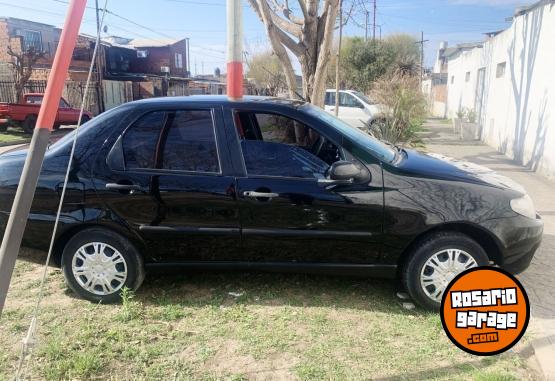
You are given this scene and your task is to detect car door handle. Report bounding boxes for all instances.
[243,191,279,199]
[106,183,143,192]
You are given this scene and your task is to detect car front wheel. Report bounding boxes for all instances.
[402,232,489,310]
[61,228,145,303]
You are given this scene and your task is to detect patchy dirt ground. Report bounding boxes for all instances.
[0,248,542,380]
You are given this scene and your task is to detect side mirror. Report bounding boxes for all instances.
[318,161,370,186]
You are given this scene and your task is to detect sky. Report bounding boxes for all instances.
[0,0,537,75]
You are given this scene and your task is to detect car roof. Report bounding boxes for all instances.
[325,89,355,93]
[129,95,306,108]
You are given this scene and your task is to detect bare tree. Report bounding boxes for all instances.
[248,0,340,106]
[7,44,45,102]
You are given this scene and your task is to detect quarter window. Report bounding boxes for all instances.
[162,110,219,173]
[123,111,166,169]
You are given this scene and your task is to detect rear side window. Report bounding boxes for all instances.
[123,111,165,169]
[162,110,219,173]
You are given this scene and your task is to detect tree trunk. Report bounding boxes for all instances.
[248,0,340,106]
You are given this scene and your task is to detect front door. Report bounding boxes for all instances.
[337,92,368,128]
[232,110,383,263]
[99,107,241,262]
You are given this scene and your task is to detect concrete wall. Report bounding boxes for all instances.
[447,1,555,178]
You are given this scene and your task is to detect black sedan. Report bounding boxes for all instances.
[0,96,543,309]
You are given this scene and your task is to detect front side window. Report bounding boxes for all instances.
[339,93,363,108]
[122,111,166,169]
[302,104,396,163]
[162,110,219,173]
[235,112,340,179]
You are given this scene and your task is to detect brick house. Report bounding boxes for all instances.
[0,17,97,81]
[102,36,190,79]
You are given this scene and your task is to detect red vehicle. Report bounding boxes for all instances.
[0,93,93,133]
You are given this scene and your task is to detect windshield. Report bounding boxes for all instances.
[352,91,375,105]
[302,104,396,163]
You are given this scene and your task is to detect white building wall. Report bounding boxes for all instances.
[447,1,555,178]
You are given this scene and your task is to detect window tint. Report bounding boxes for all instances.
[123,111,165,169]
[162,110,219,173]
[236,112,338,179]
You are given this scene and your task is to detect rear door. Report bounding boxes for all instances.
[99,106,241,262]
[230,108,383,264]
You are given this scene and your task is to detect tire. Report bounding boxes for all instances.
[80,115,90,124]
[23,114,37,133]
[402,232,489,310]
[61,228,145,303]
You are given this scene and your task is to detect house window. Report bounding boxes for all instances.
[137,49,149,58]
[496,62,506,78]
[465,72,471,82]
[15,29,42,52]
[175,53,183,69]
[451,76,455,84]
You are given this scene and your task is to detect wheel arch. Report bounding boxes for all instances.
[52,222,147,267]
[396,222,504,276]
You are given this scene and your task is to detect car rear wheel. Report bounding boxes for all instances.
[23,114,37,133]
[402,232,489,310]
[61,228,145,303]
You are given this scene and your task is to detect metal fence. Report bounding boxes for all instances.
[0,80,102,115]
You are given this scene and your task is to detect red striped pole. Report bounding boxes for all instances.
[0,0,87,315]
[227,0,243,99]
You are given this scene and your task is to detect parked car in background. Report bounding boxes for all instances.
[324,89,381,128]
[0,93,92,133]
[0,96,542,310]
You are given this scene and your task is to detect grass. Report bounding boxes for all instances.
[0,249,541,380]
[0,126,32,144]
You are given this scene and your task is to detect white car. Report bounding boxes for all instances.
[324,89,381,128]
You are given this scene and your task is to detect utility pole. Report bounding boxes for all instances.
[0,0,87,316]
[227,0,243,99]
[365,10,369,41]
[416,31,429,87]
[373,0,377,41]
[94,0,105,113]
[334,0,343,117]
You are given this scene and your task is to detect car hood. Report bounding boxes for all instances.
[393,149,527,194]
